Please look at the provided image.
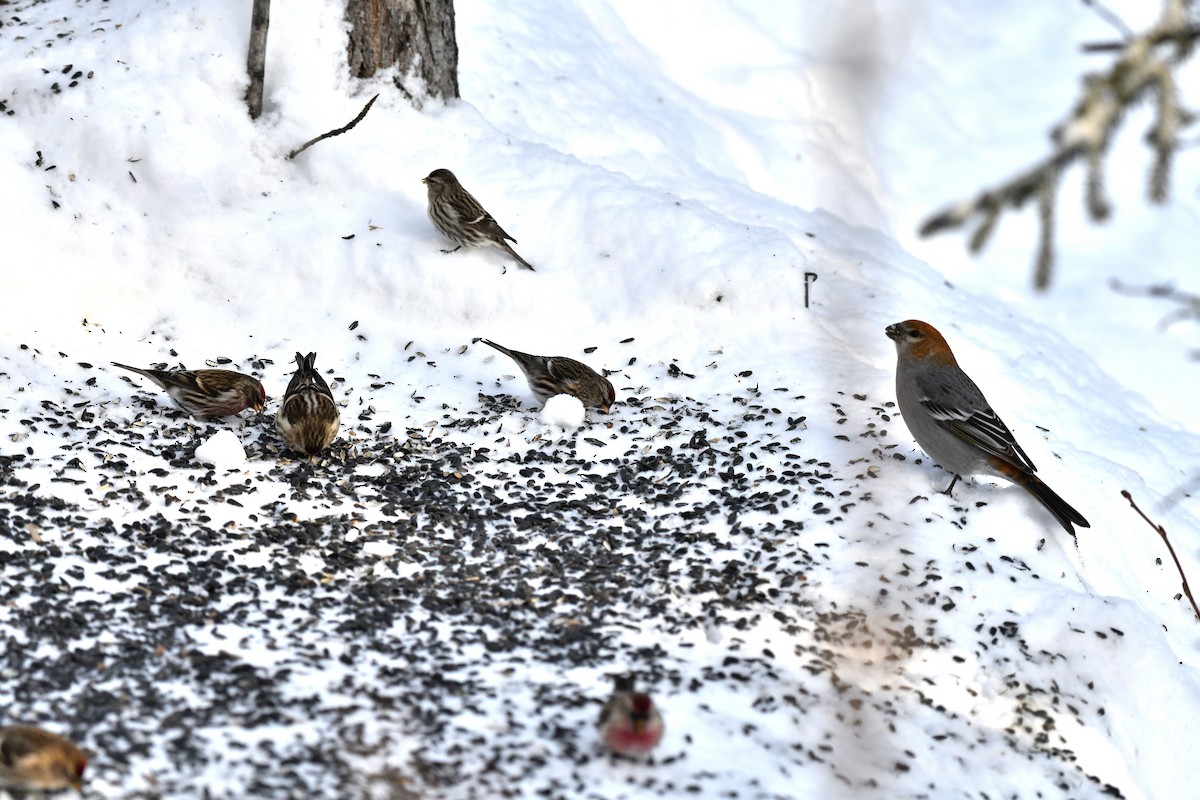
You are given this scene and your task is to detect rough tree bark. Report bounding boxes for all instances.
[345,0,459,103]
[245,0,271,119]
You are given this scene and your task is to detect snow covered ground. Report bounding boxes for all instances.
[1,0,1198,798]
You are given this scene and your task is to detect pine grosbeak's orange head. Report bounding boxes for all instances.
[885,320,1090,540]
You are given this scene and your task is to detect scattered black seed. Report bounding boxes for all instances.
[0,214,1126,797]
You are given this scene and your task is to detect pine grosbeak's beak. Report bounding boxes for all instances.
[597,676,664,757]
[0,725,87,792]
[885,320,1090,540]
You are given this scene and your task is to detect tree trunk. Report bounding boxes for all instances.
[345,0,459,102]
[245,0,271,119]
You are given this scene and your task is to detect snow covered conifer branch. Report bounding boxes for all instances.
[919,0,1199,289]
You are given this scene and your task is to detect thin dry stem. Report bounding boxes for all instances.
[1122,489,1200,622]
[287,94,380,160]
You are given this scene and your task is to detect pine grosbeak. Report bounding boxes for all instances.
[886,320,1090,539]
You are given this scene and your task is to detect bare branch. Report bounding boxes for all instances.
[1034,171,1058,290]
[1109,278,1200,329]
[919,3,1200,289]
[287,95,380,160]
[1121,489,1200,622]
[1081,0,1135,41]
[1081,24,1200,51]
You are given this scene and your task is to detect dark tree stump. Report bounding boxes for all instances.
[345,0,459,102]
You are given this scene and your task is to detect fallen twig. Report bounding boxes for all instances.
[1122,489,1200,622]
[287,94,379,160]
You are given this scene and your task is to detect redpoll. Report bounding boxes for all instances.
[597,677,664,757]
[276,352,340,456]
[478,338,615,412]
[0,725,87,792]
[422,168,535,271]
[112,362,266,420]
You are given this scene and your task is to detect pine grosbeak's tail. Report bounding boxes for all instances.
[885,320,1090,540]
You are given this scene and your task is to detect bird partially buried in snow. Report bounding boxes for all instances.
[422,168,534,271]
[597,676,664,757]
[276,352,340,456]
[885,319,1090,540]
[477,338,615,413]
[0,725,87,794]
[111,362,265,420]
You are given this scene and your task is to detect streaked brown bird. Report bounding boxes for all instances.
[0,725,87,793]
[112,362,265,420]
[422,168,534,271]
[597,677,664,757]
[276,352,340,456]
[478,338,614,412]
